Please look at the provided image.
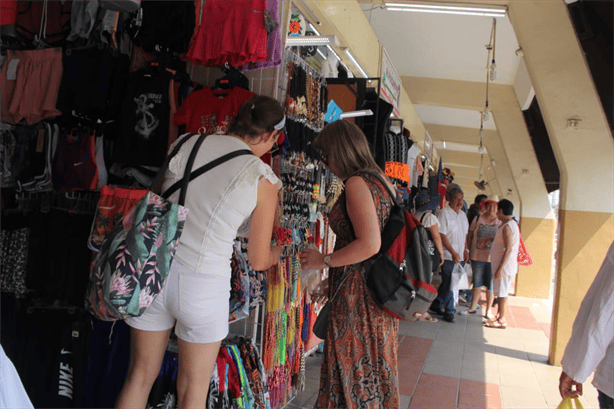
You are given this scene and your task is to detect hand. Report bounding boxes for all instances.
[299,247,325,271]
[452,251,461,264]
[439,255,444,267]
[463,250,470,263]
[494,269,502,280]
[559,371,582,399]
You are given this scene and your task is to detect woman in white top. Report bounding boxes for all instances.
[116,95,284,408]
[485,199,520,329]
[413,189,444,322]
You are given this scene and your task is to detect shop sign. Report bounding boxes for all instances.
[385,161,409,182]
[380,48,401,117]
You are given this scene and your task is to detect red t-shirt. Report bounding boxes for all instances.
[174,87,255,134]
[0,0,17,25]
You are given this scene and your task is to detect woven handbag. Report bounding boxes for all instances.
[85,133,253,321]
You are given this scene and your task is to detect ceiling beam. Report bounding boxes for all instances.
[403,76,551,218]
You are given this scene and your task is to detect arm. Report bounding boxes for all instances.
[466,218,477,257]
[560,242,614,398]
[494,224,513,279]
[246,177,282,270]
[440,233,460,264]
[427,224,445,266]
[300,176,381,270]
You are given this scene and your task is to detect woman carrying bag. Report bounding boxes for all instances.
[300,120,400,409]
[115,95,284,409]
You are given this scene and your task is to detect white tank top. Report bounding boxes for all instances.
[490,220,520,276]
[162,133,280,278]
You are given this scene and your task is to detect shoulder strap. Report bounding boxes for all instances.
[161,149,254,202]
[420,212,427,224]
[148,133,198,191]
[350,170,400,207]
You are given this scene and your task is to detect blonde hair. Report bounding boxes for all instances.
[314,120,384,179]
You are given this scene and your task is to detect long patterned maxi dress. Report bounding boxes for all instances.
[315,172,400,409]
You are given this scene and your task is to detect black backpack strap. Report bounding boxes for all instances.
[161,149,254,202]
[420,212,427,224]
[351,170,401,207]
[148,133,199,191]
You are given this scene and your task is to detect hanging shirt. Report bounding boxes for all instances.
[561,241,614,399]
[406,144,421,187]
[186,0,267,67]
[174,87,255,134]
[116,68,172,166]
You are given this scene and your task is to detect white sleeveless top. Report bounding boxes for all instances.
[162,133,280,278]
[490,220,520,276]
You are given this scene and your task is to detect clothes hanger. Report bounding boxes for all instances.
[212,62,250,92]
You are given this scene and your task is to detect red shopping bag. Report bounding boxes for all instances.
[518,235,533,266]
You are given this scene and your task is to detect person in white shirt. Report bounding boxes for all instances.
[559,241,614,408]
[116,96,284,409]
[0,344,34,409]
[429,184,469,323]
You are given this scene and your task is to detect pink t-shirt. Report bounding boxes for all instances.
[469,215,501,262]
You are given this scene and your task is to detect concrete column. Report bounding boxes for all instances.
[508,0,614,366]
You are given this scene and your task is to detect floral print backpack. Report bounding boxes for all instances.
[85,133,253,320]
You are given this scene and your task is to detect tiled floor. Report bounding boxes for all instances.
[287,294,601,409]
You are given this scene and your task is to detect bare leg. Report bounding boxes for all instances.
[469,287,481,311]
[485,290,494,317]
[176,337,222,409]
[498,297,508,323]
[116,327,172,409]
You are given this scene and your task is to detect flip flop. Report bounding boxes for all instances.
[414,312,439,323]
[484,319,507,329]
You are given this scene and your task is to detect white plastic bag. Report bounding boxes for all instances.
[451,263,471,292]
[463,263,473,287]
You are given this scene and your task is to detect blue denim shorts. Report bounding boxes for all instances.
[471,260,493,290]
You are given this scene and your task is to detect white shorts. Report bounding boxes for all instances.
[493,274,514,298]
[125,260,230,344]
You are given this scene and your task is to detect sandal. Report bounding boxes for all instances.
[413,312,438,323]
[484,318,507,329]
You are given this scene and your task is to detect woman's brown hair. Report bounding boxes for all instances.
[314,120,384,180]
[227,95,284,141]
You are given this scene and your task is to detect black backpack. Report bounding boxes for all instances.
[420,212,442,272]
[352,172,437,320]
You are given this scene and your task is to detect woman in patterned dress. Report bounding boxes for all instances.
[300,120,400,408]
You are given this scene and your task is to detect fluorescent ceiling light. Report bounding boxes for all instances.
[340,109,373,119]
[344,49,368,78]
[326,45,341,61]
[386,2,507,17]
[308,23,321,36]
[286,35,339,46]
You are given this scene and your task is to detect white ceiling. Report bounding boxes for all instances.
[360,4,521,84]
[358,2,525,197]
